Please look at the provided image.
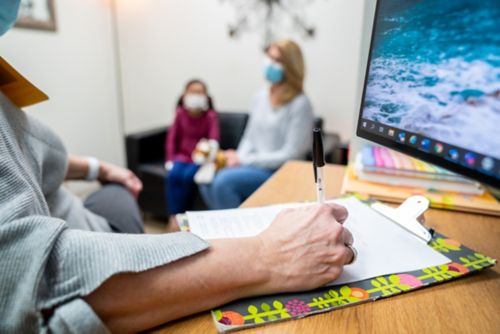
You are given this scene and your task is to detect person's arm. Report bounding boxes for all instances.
[0,114,207,333]
[165,111,181,163]
[227,110,257,167]
[1,121,353,333]
[240,96,314,169]
[65,155,143,198]
[64,155,94,180]
[235,130,254,161]
[207,110,220,141]
[235,93,263,160]
[85,204,354,332]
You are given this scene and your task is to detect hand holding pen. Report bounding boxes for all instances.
[312,128,357,264]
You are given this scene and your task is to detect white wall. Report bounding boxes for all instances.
[0,0,124,165]
[116,0,366,142]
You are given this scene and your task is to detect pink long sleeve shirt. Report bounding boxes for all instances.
[165,107,220,163]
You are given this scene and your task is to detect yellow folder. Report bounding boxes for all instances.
[0,57,48,108]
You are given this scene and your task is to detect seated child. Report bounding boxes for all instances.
[164,79,220,225]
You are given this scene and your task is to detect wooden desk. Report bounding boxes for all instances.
[156,161,500,333]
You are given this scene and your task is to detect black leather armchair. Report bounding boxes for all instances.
[126,112,331,219]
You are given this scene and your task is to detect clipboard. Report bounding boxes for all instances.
[177,196,496,333]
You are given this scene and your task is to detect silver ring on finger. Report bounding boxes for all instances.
[345,244,357,265]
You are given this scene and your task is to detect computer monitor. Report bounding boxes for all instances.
[357,0,500,189]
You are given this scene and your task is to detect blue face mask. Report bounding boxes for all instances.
[0,0,21,36]
[263,57,284,84]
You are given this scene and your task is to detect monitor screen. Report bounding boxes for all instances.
[357,0,500,189]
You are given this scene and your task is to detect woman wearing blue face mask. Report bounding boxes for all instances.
[199,39,315,209]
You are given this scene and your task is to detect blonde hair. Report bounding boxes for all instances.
[270,39,305,105]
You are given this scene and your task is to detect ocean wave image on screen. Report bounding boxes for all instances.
[363,0,500,159]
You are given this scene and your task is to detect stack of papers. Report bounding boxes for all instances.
[187,197,450,285]
[342,163,500,216]
[355,145,483,194]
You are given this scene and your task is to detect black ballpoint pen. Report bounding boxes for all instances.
[312,128,326,203]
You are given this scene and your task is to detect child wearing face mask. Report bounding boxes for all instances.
[164,79,220,224]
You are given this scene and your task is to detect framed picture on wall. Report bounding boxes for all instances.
[15,0,57,32]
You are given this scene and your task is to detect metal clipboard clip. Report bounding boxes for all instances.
[370,195,434,243]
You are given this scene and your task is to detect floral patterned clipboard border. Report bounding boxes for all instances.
[197,201,496,333]
[211,232,495,332]
[176,202,497,333]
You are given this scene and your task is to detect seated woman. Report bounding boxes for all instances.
[165,79,219,224]
[200,39,314,209]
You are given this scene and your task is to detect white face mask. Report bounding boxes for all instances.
[184,94,208,111]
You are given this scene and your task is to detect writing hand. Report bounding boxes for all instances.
[256,203,353,293]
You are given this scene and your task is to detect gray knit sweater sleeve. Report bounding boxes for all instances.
[0,94,210,333]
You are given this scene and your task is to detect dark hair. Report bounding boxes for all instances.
[176,79,214,110]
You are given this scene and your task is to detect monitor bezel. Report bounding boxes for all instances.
[356,0,500,189]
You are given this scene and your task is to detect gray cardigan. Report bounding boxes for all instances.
[0,93,209,333]
[237,90,314,169]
